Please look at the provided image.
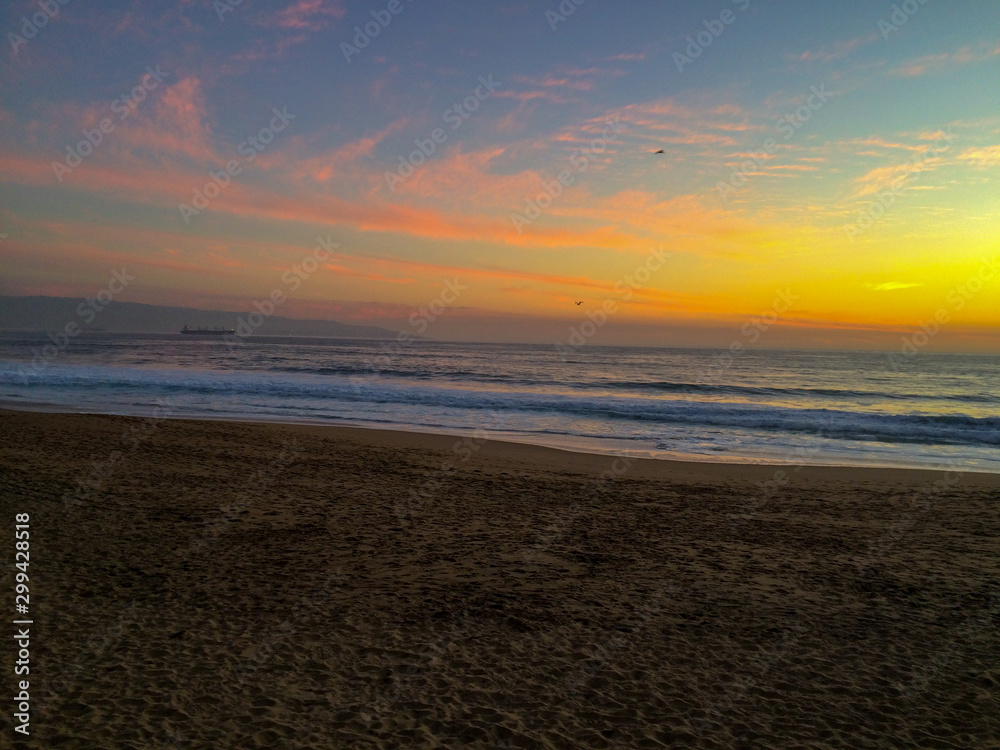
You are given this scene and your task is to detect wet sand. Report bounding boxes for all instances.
[1,408,998,748]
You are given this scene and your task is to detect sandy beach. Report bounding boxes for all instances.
[1,407,999,748]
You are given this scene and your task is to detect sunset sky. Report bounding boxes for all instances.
[1,0,998,350]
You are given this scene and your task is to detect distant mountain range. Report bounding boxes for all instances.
[0,296,402,340]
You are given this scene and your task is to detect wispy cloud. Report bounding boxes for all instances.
[118,77,216,162]
[958,144,1000,166]
[891,43,1000,77]
[844,136,926,153]
[616,98,755,152]
[789,33,879,64]
[852,158,945,197]
[276,118,411,182]
[270,0,346,30]
[607,52,646,62]
[868,282,925,291]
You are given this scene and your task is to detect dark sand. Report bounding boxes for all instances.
[1,409,998,748]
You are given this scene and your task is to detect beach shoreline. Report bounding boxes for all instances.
[2,403,998,479]
[4,338,998,475]
[2,408,999,747]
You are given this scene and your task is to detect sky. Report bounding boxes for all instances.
[1,0,998,351]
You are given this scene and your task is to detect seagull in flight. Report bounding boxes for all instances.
[654,149,665,154]
[575,301,584,306]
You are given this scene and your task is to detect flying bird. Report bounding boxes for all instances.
[654,149,665,154]
[575,301,584,306]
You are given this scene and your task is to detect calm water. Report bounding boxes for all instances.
[1,332,998,472]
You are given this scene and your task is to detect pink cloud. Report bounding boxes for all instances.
[116,76,216,162]
[271,117,411,183]
[270,0,345,30]
[617,98,753,145]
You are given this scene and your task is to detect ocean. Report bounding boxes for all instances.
[1,332,998,472]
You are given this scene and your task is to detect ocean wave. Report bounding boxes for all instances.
[4,363,998,448]
[203,365,998,405]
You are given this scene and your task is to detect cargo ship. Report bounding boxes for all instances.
[180,324,235,336]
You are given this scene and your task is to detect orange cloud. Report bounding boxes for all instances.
[852,159,942,197]
[323,263,415,284]
[845,137,926,153]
